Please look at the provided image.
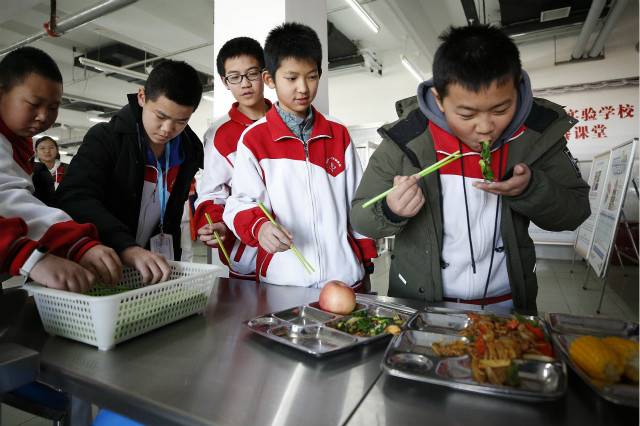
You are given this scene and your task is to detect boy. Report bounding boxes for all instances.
[223,23,376,288]
[195,37,271,279]
[351,25,590,313]
[0,46,121,292]
[57,60,204,284]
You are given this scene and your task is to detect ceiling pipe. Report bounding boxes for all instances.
[588,0,630,57]
[0,0,138,57]
[571,0,606,59]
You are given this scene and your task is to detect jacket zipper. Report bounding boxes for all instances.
[303,140,322,283]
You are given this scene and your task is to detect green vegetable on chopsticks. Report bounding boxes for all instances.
[479,140,494,181]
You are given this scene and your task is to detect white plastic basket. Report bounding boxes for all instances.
[25,261,225,350]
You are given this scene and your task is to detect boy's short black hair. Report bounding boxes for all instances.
[216,37,265,77]
[264,22,322,78]
[144,60,202,109]
[433,25,521,98]
[0,46,62,91]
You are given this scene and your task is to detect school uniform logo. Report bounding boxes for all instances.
[325,156,344,177]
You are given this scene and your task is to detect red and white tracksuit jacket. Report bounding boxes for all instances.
[195,102,272,278]
[223,106,377,287]
[430,122,526,301]
[0,121,99,275]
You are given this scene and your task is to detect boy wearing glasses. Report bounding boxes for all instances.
[195,37,271,279]
[223,23,376,288]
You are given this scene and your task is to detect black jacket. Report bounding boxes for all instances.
[56,94,203,259]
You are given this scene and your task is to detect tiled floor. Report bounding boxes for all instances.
[3,244,637,425]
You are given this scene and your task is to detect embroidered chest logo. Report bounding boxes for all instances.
[325,156,344,177]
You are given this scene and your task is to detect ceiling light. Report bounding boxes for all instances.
[78,57,149,81]
[344,0,379,33]
[400,55,423,82]
[88,117,110,123]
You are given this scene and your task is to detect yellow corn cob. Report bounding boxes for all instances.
[602,337,639,382]
[569,336,623,383]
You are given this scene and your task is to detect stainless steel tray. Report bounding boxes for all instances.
[546,313,639,337]
[547,313,639,407]
[382,310,567,401]
[244,296,415,357]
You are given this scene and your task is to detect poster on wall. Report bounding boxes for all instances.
[588,139,638,277]
[574,151,611,259]
[544,86,637,161]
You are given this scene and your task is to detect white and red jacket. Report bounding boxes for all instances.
[223,106,377,287]
[0,120,99,275]
[48,160,66,189]
[195,101,271,279]
[430,122,526,301]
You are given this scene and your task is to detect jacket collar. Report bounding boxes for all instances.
[0,116,33,175]
[265,105,333,142]
[228,99,272,126]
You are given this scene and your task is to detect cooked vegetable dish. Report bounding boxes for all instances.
[334,310,404,337]
[432,313,554,386]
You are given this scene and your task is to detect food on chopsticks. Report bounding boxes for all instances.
[570,335,639,384]
[479,140,494,181]
[431,313,554,386]
[318,280,357,315]
[334,310,404,337]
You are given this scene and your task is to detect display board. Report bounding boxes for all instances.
[588,139,638,277]
[574,151,611,259]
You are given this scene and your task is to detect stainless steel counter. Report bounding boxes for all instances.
[29,278,401,426]
[16,279,637,426]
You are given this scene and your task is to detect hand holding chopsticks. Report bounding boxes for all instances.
[204,212,232,266]
[256,202,315,274]
[361,151,461,209]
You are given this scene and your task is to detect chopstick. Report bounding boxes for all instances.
[256,201,315,274]
[204,212,232,266]
[361,150,462,209]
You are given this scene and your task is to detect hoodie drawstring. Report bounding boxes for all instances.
[458,142,477,274]
[481,143,505,308]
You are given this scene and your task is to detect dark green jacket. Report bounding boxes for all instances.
[350,96,590,313]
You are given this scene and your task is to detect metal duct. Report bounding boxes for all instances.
[0,0,138,57]
[588,0,630,57]
[571,0,606,59]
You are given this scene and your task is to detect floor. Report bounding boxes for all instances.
[2,244,637,426]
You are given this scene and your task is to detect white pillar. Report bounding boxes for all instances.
[212,0,328,119]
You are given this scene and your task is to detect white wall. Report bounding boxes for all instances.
[329,49,419,127]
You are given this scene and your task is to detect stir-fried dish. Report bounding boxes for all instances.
[432,313,554,386]
[334,310,404,337]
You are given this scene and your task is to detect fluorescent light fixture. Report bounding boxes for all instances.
[344,0,379,33]
[88,117,109,123]
[78,57,149,81]
[202,95,214,102]
[401,55,423,82]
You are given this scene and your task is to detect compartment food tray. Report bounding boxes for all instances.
[547,312,639,407]
[382,309,567,401]
[245,296,415,357]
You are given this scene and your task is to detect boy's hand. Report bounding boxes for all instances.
[197,222,228,247]
[29,254,95,293]
[473,163,531,197]
[79,245,123,286]
[387,175,425,218]
[121,246,171,284]
[258,222,292,254]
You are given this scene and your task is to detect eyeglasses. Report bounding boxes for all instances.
[224,69,262,85]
